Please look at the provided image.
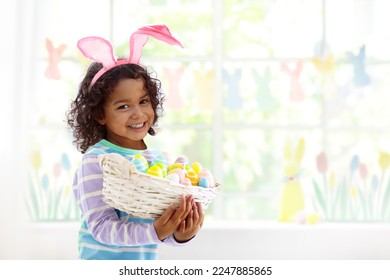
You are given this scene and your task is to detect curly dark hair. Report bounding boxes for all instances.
[66,62,165,153]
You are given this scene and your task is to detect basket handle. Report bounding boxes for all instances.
[98,153,137,179]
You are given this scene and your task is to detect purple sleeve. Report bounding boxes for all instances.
[73,153,191,247]
[73,154,164,246]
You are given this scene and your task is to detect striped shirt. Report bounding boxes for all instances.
[73,139,184,260]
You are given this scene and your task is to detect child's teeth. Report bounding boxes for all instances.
[131,123,143,128]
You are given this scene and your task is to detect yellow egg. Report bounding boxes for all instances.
[185,170,199,186]
[146,165,163,177]
[154,162,167,177]
[191,161,203,174]
[168,162,183,172]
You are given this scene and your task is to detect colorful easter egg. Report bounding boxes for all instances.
[166,173,180,184]
[175,155,188,165]
[185,165,194,172]
[198,168,214,186]
[180,177,192,186]
[168,168,185,181]
[132,154,149,173]
[153,161,167,177]
[185,170,199,186]
[198,177,209,188]
[168,162,183,172]
[146,165,163,177]
[141,150,155,165]
[191,161,203,174]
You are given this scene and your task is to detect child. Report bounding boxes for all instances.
[66,25,204,260]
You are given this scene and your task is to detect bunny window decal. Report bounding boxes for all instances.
[346,45,371,87]
[44,38,67,80]
[77,24,184,90]
[279,138,305,222]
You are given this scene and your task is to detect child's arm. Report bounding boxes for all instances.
[74,154,167,246]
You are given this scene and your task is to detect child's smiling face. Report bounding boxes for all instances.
[97,78,155,150]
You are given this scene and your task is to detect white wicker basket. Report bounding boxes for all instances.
[98,153,221,219]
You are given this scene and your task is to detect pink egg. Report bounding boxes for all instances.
[198,168,214,186]
[180,177,192,186]
[169,168,185,181]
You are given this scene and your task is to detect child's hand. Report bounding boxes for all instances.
[173,201,204,243]
[154,195,193,241]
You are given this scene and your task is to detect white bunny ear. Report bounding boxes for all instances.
[77,36,117,68]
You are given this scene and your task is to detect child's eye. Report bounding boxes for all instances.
[140,98,150,105]
[118,104,129,110]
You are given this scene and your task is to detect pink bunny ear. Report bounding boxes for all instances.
[78,36,122,89]
[77,25,183,91]
[77,36,116,68]
[129,24,183,63]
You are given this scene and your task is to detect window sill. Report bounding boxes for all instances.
[161,220,390,260]
[12,221,390,259]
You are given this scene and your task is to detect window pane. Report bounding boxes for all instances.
[25,0,390,224]
[113,0,213,57]
[327,64,390,128]
[152,61,215,125]
[35,0,111,58]
[222,62,322,125]
[28,128,80,221]
[32,61,81,125]
[326,0,390,59]
[223,0,323,58]
[311,131,390,222]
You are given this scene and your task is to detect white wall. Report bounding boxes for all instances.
[0,0,21,260]
[14,221,390,260]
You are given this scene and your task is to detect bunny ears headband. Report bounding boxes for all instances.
[77,24,183,90]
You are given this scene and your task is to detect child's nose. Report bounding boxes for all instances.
[130,106,143,118]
